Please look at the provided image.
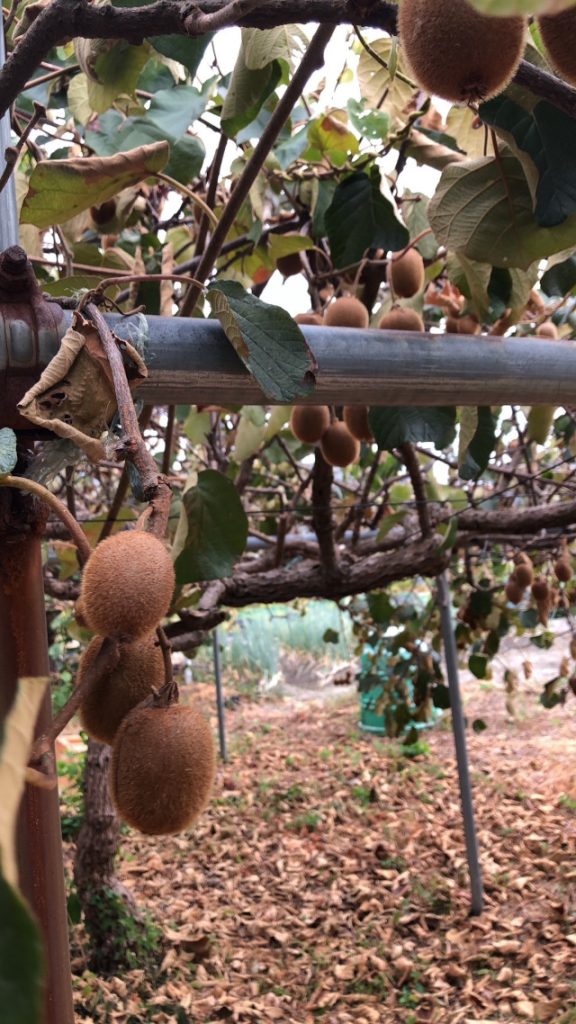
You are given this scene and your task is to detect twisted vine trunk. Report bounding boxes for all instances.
[73,739,158,973]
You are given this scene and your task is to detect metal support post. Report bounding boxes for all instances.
[0,525,75,1024]
[437,570,484,916]
[212,628,227,762]
[0,30,18,249]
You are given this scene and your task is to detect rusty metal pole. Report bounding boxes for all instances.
[0,24,75,1024]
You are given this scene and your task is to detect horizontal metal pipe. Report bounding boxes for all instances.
[4,311,576,412]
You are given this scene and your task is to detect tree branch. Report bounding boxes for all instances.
[2,2,576,122]
[179,21,335,314]
[311,448,338,578]
[398,442,432,540]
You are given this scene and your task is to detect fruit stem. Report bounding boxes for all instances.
[30,637,120,768]
[0,474,92,564]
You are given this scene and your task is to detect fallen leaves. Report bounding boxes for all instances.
[66,689,576,1023]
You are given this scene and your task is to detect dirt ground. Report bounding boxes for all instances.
[68,634,576,1024]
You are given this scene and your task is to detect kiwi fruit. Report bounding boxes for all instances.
[295,312,323,325]
[290,405,331,444]
[343,406,374,443]
[323,297,369,329]
[505,578,524,605]
[320,422,360,468]
[398,0,527,103]
[445,315,481,335]
[526,405,555,445]
[78,632,165,745]
[277,250,302,278]
[555,557,573,583]
[80,530,175,638]
[388,248,425,300]
[536,320,559,340]
[110,704,216,835]
[537,596,551,627]
[531,577,550,601]
[538,9,576,86]
[378,307,425,332]
[514,559,534,589]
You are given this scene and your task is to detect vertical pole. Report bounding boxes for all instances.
[0,23,74,1021]
[0,27,18,249]
[437,570,484,916]
[212,628,227,762]
[0,529,75,1024]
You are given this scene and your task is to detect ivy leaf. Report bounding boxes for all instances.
[207,280,316,401]
[174,470,248,584]
[0,874,44,1024]
[325,170,409,268]
[368,407,457,451]
[0,428,17,476]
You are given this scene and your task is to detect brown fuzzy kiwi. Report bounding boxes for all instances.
[378,307,425,332]
[445,315,481,335]
[290,405,331,444]
[79,632,165,744]
[110,704,216,835]
[320,422,360,468]
[537,596,551,627]
[80,530,175,638]
[555,557,573,583]
[531,577,550,601]
[295,312,323,325]
[505,578,525,605]
[398,0,527,103]
[388,248,425,299]
[536,320,559,340]
[277,250,302,278]
[514,560,534,589]
[74,598,88,629]
[538,9,576,86]
[343,406,374,443]
[323,297,369,329]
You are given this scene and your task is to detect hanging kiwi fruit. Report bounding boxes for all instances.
[80,530,176,638]
[505,577,525,605]
[290,405,331,444]
[378,307,424,332]
[110,702,216,835]
[320,422,360,468]
[513,554,534,589]
[538,8,576,87]
[343,406,374,443]
[323,297,369,329]
[388,248,425,300]
[536,321,559,340]
[78,632,165,745]
[398,0,527,104]
[295,312,323,325]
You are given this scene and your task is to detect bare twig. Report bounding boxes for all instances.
[312,448,339,578]
[398,442,432,540]
[0,474,92,564]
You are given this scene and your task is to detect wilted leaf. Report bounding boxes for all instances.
[21,142,169,228]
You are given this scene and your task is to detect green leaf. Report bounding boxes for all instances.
[432,684,451,710]
[469,653,489,679]
[87,40,151,112]
[0,428,17,476]
[429,153,576,270]
[347,97,390,142]
[207,280,316,401]
[541,254,576,296]
[243,24,307,71]
[0,874,44,1024]
[233,406,268,462]
[357,36,414,122]
[367,591,394,624]
[149,33,211,76]
[481,96,576,228]
[182,407,211,445]
[174,470,248,584]
[472,718,488,733]
[221,32,283,138]
[323,628,340,644]
[459,407,497,480]
[369,407,457,450]
[325,170,409,268]
[437,516,459,554]
[306,114,359,167]
[21,142,169,228]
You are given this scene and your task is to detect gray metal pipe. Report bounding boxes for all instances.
[4,308,576,414]
[0,31,19,249]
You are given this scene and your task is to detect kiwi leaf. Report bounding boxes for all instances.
[369,407,457,451]
[175,470,248,584]
[0,874,44,1024]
